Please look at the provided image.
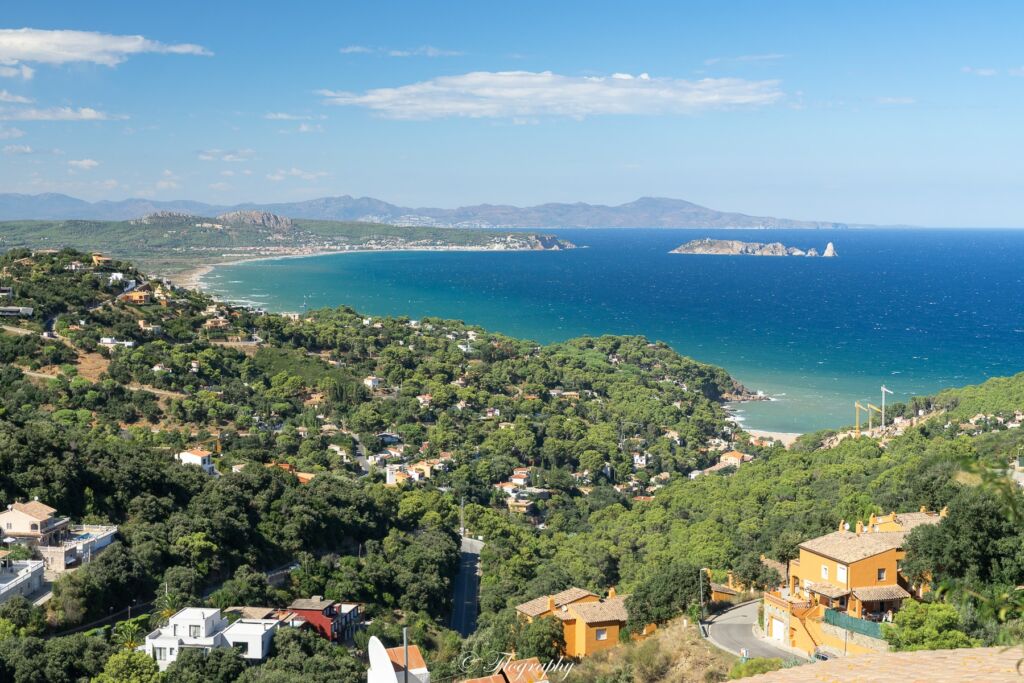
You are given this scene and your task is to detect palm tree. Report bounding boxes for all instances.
[153,590,182,627]
[113,620,144,649]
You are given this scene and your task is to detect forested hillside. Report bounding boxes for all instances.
[0,247,1021,682]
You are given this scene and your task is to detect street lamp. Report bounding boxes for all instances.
[699,567,709,620]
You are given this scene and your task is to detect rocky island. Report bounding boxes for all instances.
[670,238,836,257]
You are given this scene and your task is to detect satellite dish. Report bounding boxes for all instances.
[367,636,399,683]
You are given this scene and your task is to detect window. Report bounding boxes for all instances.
[595,628,608,641]
[877,568,887,581]
[153,647,166,661]
[820,564,829,580]
[837,564,848,584]
[4,523,10,530]
[189,625,201,638]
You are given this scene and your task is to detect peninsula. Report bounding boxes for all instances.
[0,210,575,278]
[671,238,837,257]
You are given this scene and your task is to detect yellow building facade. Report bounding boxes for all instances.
[763,507,946,658]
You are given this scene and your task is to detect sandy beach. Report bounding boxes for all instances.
[745,429,802,448]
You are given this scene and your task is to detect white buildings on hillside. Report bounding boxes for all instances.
[143,607,278,671]
[0,552,44,605]
[175,448,217,475]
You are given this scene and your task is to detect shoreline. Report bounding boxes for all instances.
[745,429,802,447]
[169,244,566,291]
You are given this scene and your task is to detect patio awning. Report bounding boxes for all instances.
[852,585,911,601]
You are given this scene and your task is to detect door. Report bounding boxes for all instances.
[771,618,785,642]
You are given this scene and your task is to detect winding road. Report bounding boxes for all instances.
[704,600,801,660]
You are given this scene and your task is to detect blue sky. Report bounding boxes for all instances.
[1,1,1023,226]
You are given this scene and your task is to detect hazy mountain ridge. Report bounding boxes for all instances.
[0,193,848,228]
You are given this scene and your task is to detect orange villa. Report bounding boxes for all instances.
[515,587,654,659]
[763,507,946,658]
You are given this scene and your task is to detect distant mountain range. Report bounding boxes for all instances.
[0,193,848,229]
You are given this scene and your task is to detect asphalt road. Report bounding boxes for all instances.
[450,536,484,637]
[705,600,800,660]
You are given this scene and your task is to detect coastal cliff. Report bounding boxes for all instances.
[671,238,837,257]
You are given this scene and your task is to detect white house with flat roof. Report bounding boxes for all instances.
[0,552,44,605]
[143,607,278,671]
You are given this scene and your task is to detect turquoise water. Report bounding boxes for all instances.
[204,228,1024,432]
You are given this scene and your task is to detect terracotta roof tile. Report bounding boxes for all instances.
[851,584,911,601]
[385,644,427,673]
[807,582,850,599]
[11,500,57,520]
[742,646,1017,682]
[799,530,907,564]
[515,587,597,618]
[568,595,629,624]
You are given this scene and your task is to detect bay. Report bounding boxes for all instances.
[204,228,1024,433]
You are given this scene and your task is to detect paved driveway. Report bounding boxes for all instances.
[705,600,802,660]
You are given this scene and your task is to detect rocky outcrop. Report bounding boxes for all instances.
[823,241,837,257]
[216,210,293,231]
[670,238,837,257]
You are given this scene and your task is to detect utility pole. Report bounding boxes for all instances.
[698,568,705,620]
[460,496,465,538]
[402,626,410,683]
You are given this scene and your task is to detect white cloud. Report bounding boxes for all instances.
[876,96,915,105]
[98,179,119,190]
[319,70,783,119]
[3,143,32,154]
[0,125,24,139]
[220,169,235,177]
[0,106,113,121]
[0,89,32,103]
[68,158,99,170]
[197,148,255,162]
[266,167,327,181]
[208,181,230,191]
[341,45,462,58]
[387,46,463,58]
[1009,66,1024,77]
[264,112,314,120]
[296,123,323,133]
[154,169,179,189]
[0,29,211,77]
[0,64,34,80]
[705,54,785,66]
[961,66,997,77]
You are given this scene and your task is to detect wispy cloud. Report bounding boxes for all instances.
[264,112,314,120]
[961,66,998,77]
[340,45,462,58]
[1009,66,1024,77]
[319,70,783,119]
[266,167,327,181]
[705,54,785,66]
[3,143,32,154]
[876,96,915,105]
[0,28,211,79]
[296,123,323,133]
[0,106,114,121]
[0,126,24,139]
[198,148,255,162]
[0,64,34,80]
[0,89,32,103]
[156,169,179,189]
[68,158,99,170]
[208,181,230,191]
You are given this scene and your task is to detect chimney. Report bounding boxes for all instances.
[608,586,617,599]
[855,521,863,535]
[869,513,877,525]
[547,596,555,613]
[919,505,927,513]
[838,519,845,532]
[940,506,949,518]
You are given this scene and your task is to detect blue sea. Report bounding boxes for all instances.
[203,228,1024,433]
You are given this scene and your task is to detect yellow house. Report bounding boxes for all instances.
[515,587,654,659]
[763,507,945,658]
